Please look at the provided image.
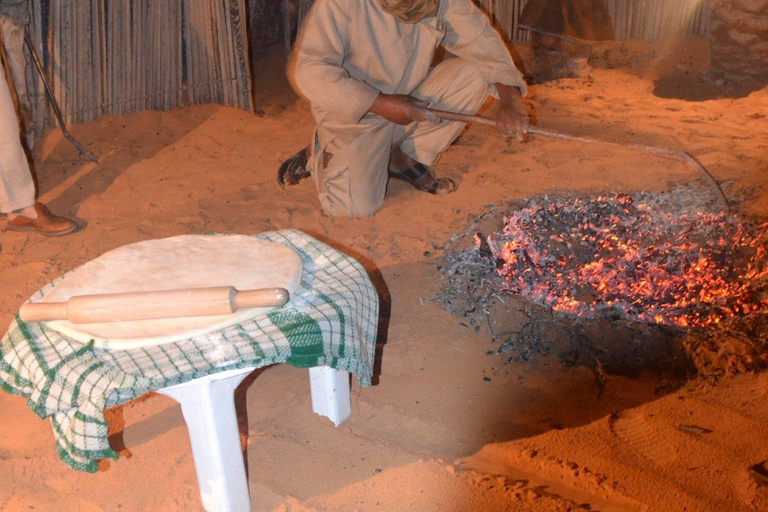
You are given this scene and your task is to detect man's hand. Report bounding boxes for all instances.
[495,83,529,142]
[368,94,441,125]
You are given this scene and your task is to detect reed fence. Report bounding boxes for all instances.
[477,0,713,43]
[26,0,251,133]
[21,0,713,132]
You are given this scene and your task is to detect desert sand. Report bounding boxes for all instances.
[1,36,766,511]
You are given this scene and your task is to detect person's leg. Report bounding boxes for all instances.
[0,16,34,145]
[0,64,77,235]
[0,55,35,216]
[310,116,396,218]
[397,58,489,167]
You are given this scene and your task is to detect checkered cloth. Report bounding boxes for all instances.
[0,230,378,472]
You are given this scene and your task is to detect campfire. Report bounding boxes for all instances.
[484,194,767,330]
[438,188,768,377]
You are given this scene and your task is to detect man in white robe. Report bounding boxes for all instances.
[283,0,529,218]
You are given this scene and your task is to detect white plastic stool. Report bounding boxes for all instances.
[158,365,351,512]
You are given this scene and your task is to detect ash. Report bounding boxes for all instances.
[436,187,768,379]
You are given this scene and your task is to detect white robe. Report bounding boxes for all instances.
[0,54,35,214]
[292,0,527,217]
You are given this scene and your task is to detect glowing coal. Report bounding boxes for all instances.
[486,194,767,329]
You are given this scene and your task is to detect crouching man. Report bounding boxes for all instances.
[280,0,529,218]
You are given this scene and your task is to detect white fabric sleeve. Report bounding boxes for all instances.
[293,0,381,123]
[441,0,528,98]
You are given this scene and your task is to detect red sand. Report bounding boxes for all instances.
[1,37,766,511]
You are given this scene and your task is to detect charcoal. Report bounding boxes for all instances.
[490,193,766,329]
[435,186,768,378]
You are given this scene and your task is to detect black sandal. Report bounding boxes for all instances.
[389,163,457,194]
[277,147,311,187]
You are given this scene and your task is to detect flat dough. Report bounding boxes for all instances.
[40,235,303,350]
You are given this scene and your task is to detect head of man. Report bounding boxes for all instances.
[378,0,438,23]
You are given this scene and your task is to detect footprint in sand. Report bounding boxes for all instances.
[610,410,679,465]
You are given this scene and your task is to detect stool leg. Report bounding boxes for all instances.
[309,366,350,426]
[159,369,254,512]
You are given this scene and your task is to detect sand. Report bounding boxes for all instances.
[1,36,766,511]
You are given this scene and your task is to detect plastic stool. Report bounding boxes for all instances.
[159,365,351,512]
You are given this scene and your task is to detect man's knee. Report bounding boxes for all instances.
[348,201,382,218]
[317,172,385,218]
[320,199,382,218]
[314,118,392,218]
[423,58,487,111]
[438,58,486,94]
[456,60,486,90]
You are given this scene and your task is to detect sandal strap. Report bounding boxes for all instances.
[390,163,456,194]
[277,147,311,186]
[428,177,457,194]
[390,163,433,185]
[396,163,432,184]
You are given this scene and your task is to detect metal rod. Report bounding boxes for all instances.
[428,107,730,214]
[24,28,99,163]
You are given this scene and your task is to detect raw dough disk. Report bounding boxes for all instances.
[40,235,303,350]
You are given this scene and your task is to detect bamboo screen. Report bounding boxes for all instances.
[603,0,713,41]
[287,0,713,47]
[476,0,713,43]
[26,0,251,132]
[475,0,533,42]
[23,0,714,131]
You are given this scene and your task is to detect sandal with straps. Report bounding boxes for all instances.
[389,163,457,194]
[277,147,311,187]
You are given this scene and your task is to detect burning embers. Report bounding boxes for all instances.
[485,194,767,329]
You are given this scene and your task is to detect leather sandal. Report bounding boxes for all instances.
[389,163,457,194]
[6,203,78,237]
[277,147,311,187]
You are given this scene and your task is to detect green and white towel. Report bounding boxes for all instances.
[0,230,378,472]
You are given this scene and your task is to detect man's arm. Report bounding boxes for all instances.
[367,94,441,125]
[440,0,529,138]
[293,0,380,124]
[297,0,439,131]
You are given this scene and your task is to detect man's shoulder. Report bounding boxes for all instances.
[441,0,479,13]
[439,0,492,28]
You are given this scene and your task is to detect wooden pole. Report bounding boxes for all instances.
[154,1,161,110]
[105,0,112,116]
[186,0,195,105]
[52,0,61,124]
[215,0,230,105]
[206,0,218,102]
[71,0,78,124]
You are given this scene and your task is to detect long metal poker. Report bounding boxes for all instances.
[24,30,99,163]
[428,107,730,214]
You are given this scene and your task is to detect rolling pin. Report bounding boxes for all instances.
[19,286,290,324]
